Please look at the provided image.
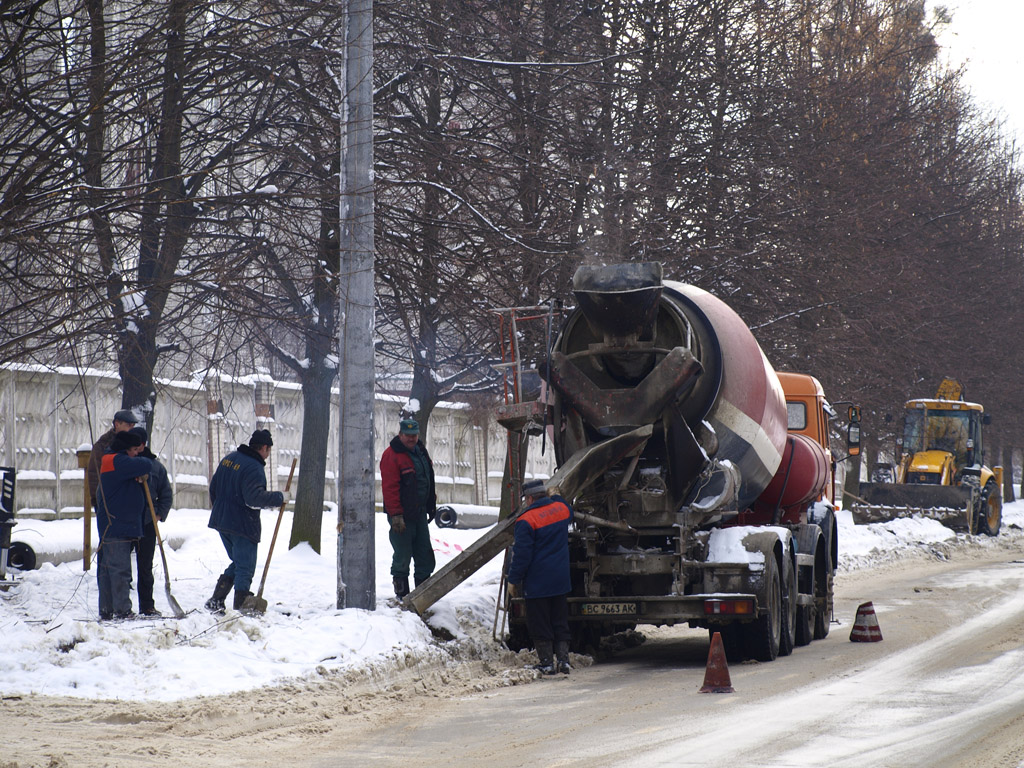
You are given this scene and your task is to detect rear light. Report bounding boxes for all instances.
[704,598,755,616]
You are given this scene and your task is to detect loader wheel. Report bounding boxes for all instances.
[744,556,781,662]
[977,482,1002,536]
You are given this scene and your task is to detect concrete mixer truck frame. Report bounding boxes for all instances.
[503,263,858,662]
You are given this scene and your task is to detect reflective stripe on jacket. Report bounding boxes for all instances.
[208,444,283,543]
[507,494,573,599]
[97,451,152,541]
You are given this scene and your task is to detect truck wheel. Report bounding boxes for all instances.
[505,621,531,652]
[977,482,1002,537]
[744,556,781,662]
[710,624,746,663]
[814,570,833,640]
[795,604,815,646]
[779,555,796,657]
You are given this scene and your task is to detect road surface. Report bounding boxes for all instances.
[4,535,1024,767]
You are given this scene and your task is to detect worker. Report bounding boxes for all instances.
[96,429,151,620]
[379,417,436,598]
[205,429,288,613]
[87,409,138,508]
[128,426,173,616]
[506,478,574,675]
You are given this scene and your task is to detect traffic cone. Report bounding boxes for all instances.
[849,601,883,642]
[699,631,735,693]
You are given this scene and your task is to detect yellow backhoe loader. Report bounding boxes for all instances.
[851,378,1002,535]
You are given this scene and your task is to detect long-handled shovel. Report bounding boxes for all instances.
[143,482,186,618]
[242,458,298,615]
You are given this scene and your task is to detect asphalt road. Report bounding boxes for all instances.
[6,536,1024,768]
[322,540,1024,768]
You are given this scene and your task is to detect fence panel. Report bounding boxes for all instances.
[0,364,553,518]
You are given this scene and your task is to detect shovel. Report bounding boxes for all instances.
[242,458,298,615]
[143,482,186,618]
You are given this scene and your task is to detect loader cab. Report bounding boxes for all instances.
[898,399,986,477]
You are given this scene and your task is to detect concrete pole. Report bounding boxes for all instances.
[337,0,376,610]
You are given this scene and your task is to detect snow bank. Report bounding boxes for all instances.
[1,500,1021,701]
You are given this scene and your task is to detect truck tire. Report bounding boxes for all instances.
[814,570,833,640]
[505,621,531,652]
[745,555,782,662]
[779,555,796,657]
[710,624,746,663]
[795,604,815,646]
[977,482,1002,537]
[813,514,835,640]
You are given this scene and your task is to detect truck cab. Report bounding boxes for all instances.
[777,371,836,507]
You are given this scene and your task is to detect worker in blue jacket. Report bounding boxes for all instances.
[506,478,574,675]
[128,426,173,616]
[206,429,288,612]
[96,429,152,620]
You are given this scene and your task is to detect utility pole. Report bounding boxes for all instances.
[337,0,375,610]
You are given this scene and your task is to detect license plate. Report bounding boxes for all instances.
[581,602,637,616]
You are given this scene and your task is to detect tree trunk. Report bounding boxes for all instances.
[289,361,336,552]
[1000,444,1016,503]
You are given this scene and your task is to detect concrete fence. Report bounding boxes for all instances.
[0,364,555,519]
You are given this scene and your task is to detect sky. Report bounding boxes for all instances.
[929,0,1024,144]
[3,499,1023,702]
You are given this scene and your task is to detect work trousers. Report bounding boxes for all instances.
[389,513,436,584]
[217,531,259,593]
[97,539,136,618]
[134,525,157,613]
[525,594,571,645]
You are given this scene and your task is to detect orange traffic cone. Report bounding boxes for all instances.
[849,601,883,642]
[700,631,735,693]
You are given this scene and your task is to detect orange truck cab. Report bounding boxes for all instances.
[777,371,836,507]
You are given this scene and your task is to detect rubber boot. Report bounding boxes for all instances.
[233,590,254,610]
[393,576,410,598]
[555,641,571,675]
[533,642,556,675]
[204,575,233,614]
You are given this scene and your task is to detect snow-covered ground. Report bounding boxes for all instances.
[1,500,1022,702]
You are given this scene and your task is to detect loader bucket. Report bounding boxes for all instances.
[850,482,975,531]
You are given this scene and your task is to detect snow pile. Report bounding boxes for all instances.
[1,500,1022,701]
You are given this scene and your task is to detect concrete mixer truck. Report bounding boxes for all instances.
[404,262,855,663]
[502,262,853,662]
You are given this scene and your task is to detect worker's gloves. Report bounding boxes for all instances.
[390,515,407,534]
[279,491,291,507]
[507,583,520,599]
